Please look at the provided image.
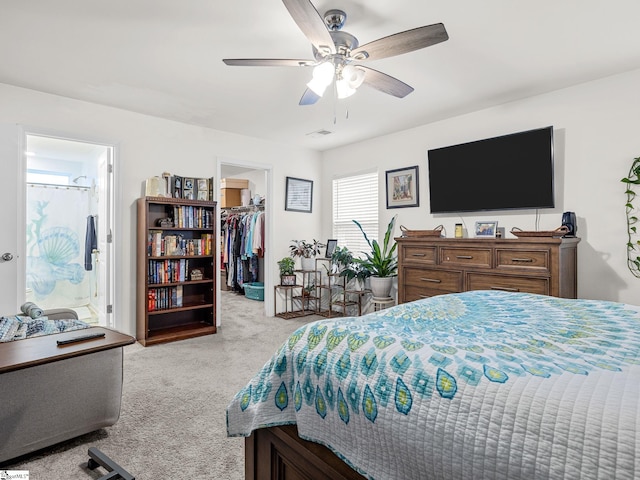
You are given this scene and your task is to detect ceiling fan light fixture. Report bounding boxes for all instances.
[336,78,356,99]
[342,65,366,89]
[307,62,335,96]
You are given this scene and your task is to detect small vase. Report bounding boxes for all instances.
[300,256,315,271]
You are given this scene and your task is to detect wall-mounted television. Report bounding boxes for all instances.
[427,126,554,213]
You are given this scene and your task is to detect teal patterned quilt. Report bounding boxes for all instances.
[227,291,640,480]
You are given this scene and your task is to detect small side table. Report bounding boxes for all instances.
[372,296,394,311]
[274,285,303,318]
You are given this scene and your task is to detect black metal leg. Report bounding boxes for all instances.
[87,447,135,480]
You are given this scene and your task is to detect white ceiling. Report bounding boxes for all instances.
[2,1,640,152]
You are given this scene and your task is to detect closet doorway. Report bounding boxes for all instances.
[24,133,115,327]
[217,159,272,323]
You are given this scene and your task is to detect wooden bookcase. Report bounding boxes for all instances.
[136,196,217,346]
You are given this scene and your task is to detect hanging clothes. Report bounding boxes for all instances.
[221,208,265,292]
[84,215,97,271]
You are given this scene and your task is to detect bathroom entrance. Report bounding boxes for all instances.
[24,134,114,326]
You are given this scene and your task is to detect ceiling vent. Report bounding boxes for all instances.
[306,129,333,138]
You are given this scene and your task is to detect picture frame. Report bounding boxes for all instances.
[197,178,209,200]
[386,165,419,209]
[183,177,195,200]
[325,239,338,258]
[285,176,313,213]
[475,221,498,238]
[172,175,183,198]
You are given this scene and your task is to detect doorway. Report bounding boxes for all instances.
[24,134,114,326]
[217,159,273,323]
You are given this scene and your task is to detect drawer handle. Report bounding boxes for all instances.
[420,277,442,283]
[412,253,426,257]
[511,258,534,263]
[490,286,519,292]
[456,255,473,259]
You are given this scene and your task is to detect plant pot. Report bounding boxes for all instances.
[300,256,315,271]
[280,274,296,286]
[370,276,393,299]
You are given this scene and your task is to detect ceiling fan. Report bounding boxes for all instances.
[223,0,448,105]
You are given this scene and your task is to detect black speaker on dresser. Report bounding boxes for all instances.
[562,211,577,237]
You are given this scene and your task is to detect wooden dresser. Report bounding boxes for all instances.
[396,236,580,303]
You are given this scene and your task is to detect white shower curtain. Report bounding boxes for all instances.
[25,184,94,309]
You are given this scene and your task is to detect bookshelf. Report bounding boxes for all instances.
[136,196,217,346]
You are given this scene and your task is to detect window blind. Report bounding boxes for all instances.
[332,172,378,258]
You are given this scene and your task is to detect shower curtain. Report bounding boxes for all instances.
[25,185,94,309]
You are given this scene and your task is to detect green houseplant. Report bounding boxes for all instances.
[352,215,398,298]
[332,246,370,290]
[622,156,640,277]
[289,239,325,271]
[277,257,296,286]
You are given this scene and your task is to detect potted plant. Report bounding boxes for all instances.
[339,262,371,291]
[330,246,353,274]
[277,257,296,286]
[289,239,325,271]
[352,215,398,298]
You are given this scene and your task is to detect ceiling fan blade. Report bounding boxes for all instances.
[282,0,336,55]
[299,88,321,105]
[223,58,315,67]
[359,66,414,98]
[350,23,448,61]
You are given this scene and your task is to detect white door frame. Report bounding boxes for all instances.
[216,157,274,324]
[22,128,119,328]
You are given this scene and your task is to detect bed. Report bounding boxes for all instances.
[227,290,640,480]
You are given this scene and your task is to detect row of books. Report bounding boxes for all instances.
[148,232,214,257]
[172,206,213,228]
[148,286,183,311]
[148,259,192,285]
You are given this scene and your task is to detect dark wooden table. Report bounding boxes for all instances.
[0,327,135,374]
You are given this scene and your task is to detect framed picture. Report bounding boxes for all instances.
[285,176,313,213]
[475,221,498,238]
[386,165,419,208]
[172,175,183,198]
[183,177,195,200]
[196,178,209,200]
[325,239,338,258]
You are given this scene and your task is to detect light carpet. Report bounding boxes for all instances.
[3,291,319,479]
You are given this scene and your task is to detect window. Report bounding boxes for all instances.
[26,170,70,186]
[332,171,378,257]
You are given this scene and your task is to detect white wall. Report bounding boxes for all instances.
[0,83,323,336]
[320,68,640,306]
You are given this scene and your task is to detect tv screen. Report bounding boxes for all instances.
[427,126,554,213]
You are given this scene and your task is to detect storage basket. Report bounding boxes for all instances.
[400,224,444,237]
[244,282,265,301]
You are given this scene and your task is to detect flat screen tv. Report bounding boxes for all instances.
[427,126,554,213]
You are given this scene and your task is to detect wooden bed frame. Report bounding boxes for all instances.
[245,425,366,480]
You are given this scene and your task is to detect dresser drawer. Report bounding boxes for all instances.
[403,267,462,292]
[440,247,492,268]
[466,273,549,295]
[496,248,550,272]
[403,285,451,302]
[401,244,437,264]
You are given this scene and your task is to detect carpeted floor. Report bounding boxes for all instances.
[3,291,320,479]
